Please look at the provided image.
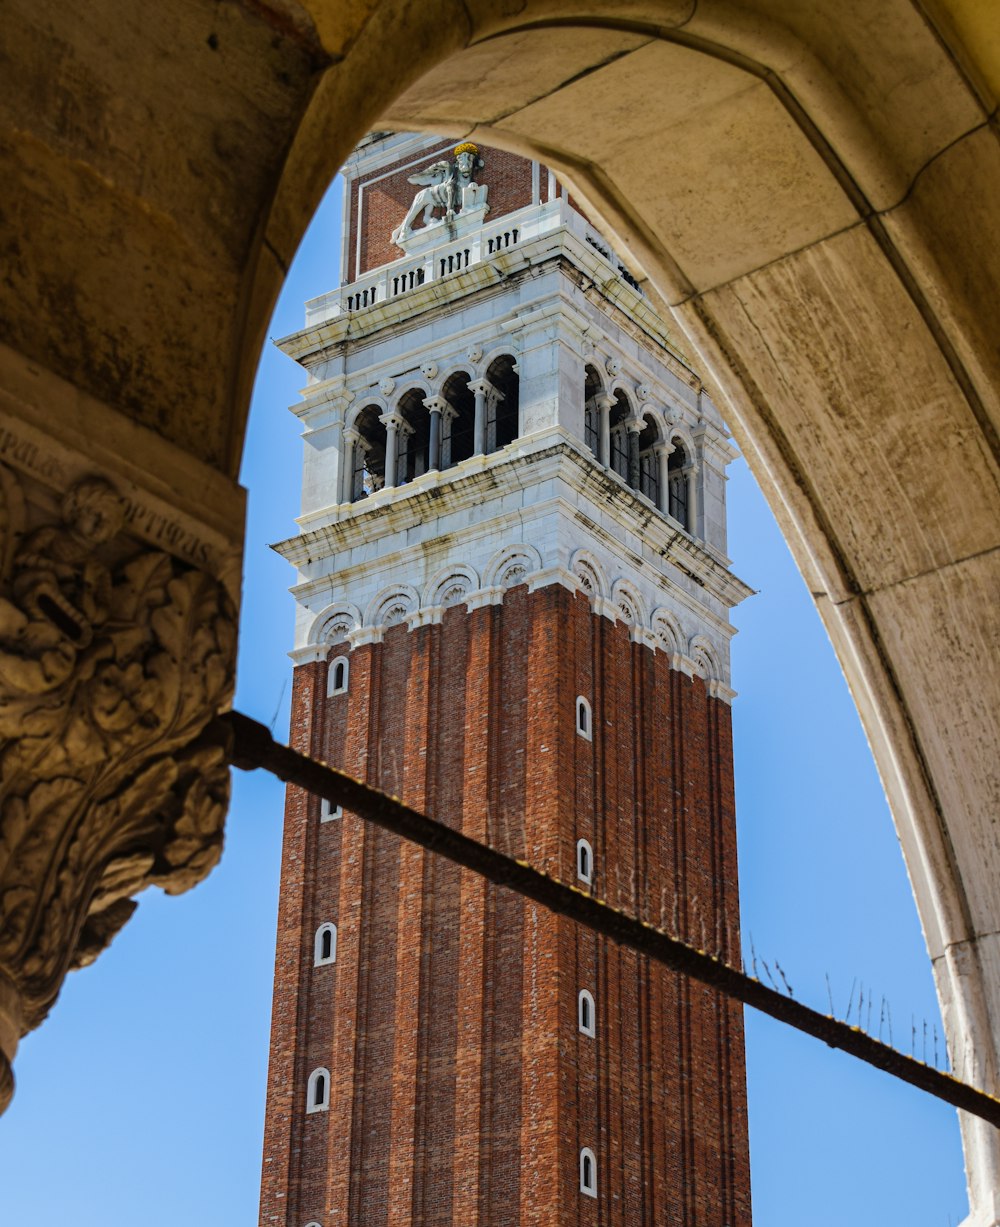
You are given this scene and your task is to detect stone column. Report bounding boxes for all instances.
[596,393,614,468]
[380,412,402,488]
[654,441,674,516]
[423,396,448,471]
[341,427,359,503]
[686,461,700,535]
[0,370,241,1114]
[467,379,491,457]
[626,417,643,490]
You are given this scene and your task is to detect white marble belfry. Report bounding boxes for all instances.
[276,132,751,689]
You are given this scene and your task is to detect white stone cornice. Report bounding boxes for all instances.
[274,434,752,614]
[289,644,330,666]
[464,586,505,610]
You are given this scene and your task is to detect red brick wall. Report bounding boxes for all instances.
[259,585,751,1227]
[348,143,535,280]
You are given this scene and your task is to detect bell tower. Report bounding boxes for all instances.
[259,131,753,1227]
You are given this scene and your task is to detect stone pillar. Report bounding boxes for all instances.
[467,380,490,457]
[686,461,700,535]
[341,427,359,503]
[596,393,614,468]
[626,417,643,490]
[654,441,674,516]
[381,413,402,488]
[0,357,242,1114]
[423,397,448,471]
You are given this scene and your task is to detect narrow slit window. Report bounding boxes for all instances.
[578,989,595,1037]
[328,656,349,696]
[320,799,342,823]
[580,1148,597,1197]
[314,922,337,966]
[577,838,593,885]
[576,696,592,740]
[306,1067,330,1114]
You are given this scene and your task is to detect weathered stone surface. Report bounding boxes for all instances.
[2,0,1000,1216]
[0,463,236,1109]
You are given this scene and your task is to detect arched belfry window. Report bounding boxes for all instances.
[484,354,519,452]
[395,388,431,484]
[314,922,337,966]
[668,442,689,529]
[576,696,592,740]
[349,405,387,501]
[577,838,593,885]
[306,1067,330,1114]
[584,364,602,457]
[579,1147,597,1197]
[578,989,596,1036]
[441,371,475,468]
[608,390,632,483]
[328,655,349,696]
[637,413,661,505]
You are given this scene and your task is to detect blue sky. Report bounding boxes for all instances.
[0,175,969,1225]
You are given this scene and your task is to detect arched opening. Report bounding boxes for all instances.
[608,390,632,485]
[637,413,660,506]
[328,655,349,696]
[668,441,689,530]
[10,9,994,1220]
[395,388,431,484]
[306,1068,330,1114]
[314,922,337,966]
[576,695,592,740]
[584,363,602,458]
[578,989,595,1037]
[579,1147,597,1197]
[576,838,593,885]
[440,371,475,468]
[484,354,519,452]
[350,405,387,501]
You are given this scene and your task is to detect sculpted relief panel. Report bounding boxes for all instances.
[392,143,489,249]
[0,462,236,1110]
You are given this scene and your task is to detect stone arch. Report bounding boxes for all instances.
[688,634,722,682]
[346,402,388,501]
[570,549,609,601]
[610,579,645,628]
[365,584,420,630]
[482,543,542,591]
[651,609,685,659]
[308,602,363,647]
[425,563,480,609]
[8,2,1000,1207]
[483,352,520,451]
[440,367,477,467]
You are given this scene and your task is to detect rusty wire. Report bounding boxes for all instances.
[221,709,1000,1129]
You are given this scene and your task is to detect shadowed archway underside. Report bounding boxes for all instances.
[0,1,998,1219]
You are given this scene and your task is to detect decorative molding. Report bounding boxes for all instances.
[0,465,235,1111]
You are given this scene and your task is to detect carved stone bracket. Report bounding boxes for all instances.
[0,460,236,1112]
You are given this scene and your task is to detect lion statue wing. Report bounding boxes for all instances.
[407,161,450,187]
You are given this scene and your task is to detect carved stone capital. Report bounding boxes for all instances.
[0,372,240,1113]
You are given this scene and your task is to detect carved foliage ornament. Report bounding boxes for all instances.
[0,467,235,1110]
